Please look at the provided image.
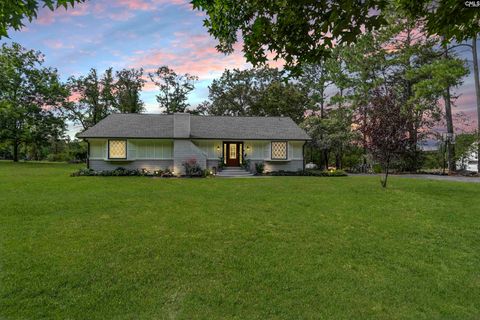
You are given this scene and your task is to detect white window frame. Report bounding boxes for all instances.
[108,139,127,159]
[271,141,288,160]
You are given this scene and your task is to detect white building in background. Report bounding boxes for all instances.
[457,143,478,172]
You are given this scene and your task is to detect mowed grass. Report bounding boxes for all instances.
[0,162,479,319]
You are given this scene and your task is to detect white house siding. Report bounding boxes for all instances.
[89,160,173,172]
[173,140,207,175]
[191,140,223,159]
[88,138,304,173]
[88,139,174,172]
[244,140,269,160]
[243,140,305,172]
[289,141,304,159]
[88,139,173,161]
[133,140,173,160]
[457,144,478,172]
[89,139,107,159]
[207,160,220,170]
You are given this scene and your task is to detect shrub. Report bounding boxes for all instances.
[242,157,251,171]
[255,162,265,174]
[71,167,145,177]
[161,168,174,178]
[218,156,225,170]
[305,169,347,177]
[372,164,383,174]
[266,169,348,177]
[203,169,214,177]
[182,159,204,177]
[71,168,96,176]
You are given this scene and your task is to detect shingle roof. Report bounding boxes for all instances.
[78,114,173,138]
[77,114,310,140]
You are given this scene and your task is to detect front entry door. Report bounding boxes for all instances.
[225,142,242,167]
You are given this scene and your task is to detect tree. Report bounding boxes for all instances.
[148,66,198,114]
[380,17,444,172]
[344,16,467,172]
[0,43,67,161]
[474,36,480,173]
[192,0,478,75]
[341,31,389,169]
[359,87,410,188]
[191,0,388,75]
[389,1,480,172]
[115,68,146,113]
[407,51,468,172]
[203,67,308,123]
[299,62,335,117]
[299,49,351,167]
[454,132,477,168]
[1,0,85,38]
[302,107,356,170]
[65,68,118,131]
[397,0,479,43]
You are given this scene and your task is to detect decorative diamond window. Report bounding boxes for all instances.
[271,141,287,160]
[108,140,127,159]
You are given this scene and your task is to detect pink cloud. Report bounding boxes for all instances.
[107,11,135,21]
[124,31,290,92]
[111,0,191,11]
[36,10,55,25]
[43,39,74,49]
[32,0,193,27]
[35,2,90,25]
[126,33,250,86]
[116,0,155,10]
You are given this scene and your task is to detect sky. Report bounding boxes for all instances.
[4,0,480,137]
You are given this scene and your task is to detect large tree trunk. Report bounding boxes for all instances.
[323,149,329,170]
[472,35,480,173]
[381,155,390,188]
[13,140,19,162]
[443,43,456,173]
[443,86,455,173]
[335,152,341,169]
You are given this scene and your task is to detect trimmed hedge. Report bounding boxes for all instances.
[266,169,347,177]
[71,167,173,177]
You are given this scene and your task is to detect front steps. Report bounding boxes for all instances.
[216,167,254,177]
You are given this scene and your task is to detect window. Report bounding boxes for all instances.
[223,143,227,164]
[271,141,287,160]
[108,140,127,159]
[229,143,237,159]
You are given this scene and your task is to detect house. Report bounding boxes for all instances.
[77,113,310,175]
[456,142,478,172]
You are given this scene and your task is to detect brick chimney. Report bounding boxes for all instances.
[173,113,190,138]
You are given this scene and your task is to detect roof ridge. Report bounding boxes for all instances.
[108,113,290,119]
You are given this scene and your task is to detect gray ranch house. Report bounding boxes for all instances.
[78,113,310,175]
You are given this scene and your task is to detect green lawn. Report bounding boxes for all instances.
[1,162,479,319]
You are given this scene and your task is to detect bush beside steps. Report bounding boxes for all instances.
[71,167,174,177]
[266,169,347,177]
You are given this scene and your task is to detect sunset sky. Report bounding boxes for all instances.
[4,0,479,136]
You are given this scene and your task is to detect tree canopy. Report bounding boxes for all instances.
[192,0,388,74]
[199,67,308,123]
[149,66,198,114]
[0,0,85,38]
[192,0,479,74]
[0,43,68,161]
